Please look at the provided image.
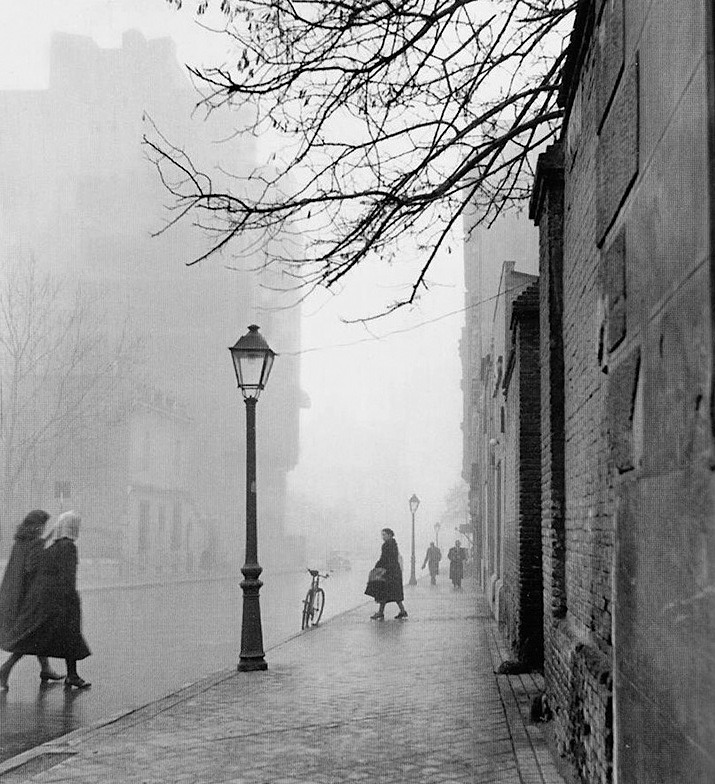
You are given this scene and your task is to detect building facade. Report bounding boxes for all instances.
[463,3,715,783]
[0,32,302,571]
[500,281,542,667]
[528,2,714,782]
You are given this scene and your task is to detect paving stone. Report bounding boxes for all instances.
[9,583,568,784]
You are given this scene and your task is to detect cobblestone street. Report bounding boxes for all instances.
[0,581,568,784]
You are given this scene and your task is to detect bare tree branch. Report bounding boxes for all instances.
[152,0,577,314]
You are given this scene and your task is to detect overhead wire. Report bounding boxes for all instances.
[281,282,533,356]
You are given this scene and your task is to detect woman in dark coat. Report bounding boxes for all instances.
[0,510,64,689]
[368,528,408,620]
[6,511,91,689]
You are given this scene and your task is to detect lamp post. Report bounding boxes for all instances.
[229,324,276,672]
[408,493,420,586]
[434,522,441,548]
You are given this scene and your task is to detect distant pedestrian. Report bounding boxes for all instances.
[448,540,468,590]
[366,528,408,620]
[0,510,64,690]
[421,541,442,585]
[5,511,91,689]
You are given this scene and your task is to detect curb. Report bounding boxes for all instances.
[0,596,375,778]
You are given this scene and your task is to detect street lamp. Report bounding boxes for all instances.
[408,493,420,586]
[229,324,276,672]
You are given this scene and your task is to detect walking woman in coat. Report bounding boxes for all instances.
[0,510,64,690]
[4,511,91,689]
[369,528,408,620]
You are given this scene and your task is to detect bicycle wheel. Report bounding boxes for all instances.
[301,590,313,630]
[312,588,325,626]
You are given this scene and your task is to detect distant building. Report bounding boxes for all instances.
[469,262,536,612]
[461,210,537,585]
[0,31,302,570]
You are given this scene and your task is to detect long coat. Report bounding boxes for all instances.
[422,545,442,575]
[8,539,91,660]
[371,538,404,604]
[448,546,467,583]
[0,537,44,650]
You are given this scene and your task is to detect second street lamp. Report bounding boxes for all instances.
[408,493,420,586]
[229,324,276,672]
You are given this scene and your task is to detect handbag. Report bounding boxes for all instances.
[364,566,388,599]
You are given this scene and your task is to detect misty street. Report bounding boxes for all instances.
[0,564,370,762]
[1,2,713,783]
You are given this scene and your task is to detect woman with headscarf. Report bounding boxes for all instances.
[4,511,91,689]
[0,510,64,689]
[365,528,408,620]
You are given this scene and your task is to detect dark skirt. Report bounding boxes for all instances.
[0,539,43,650]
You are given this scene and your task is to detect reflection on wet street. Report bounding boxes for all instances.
[0,562,371,762]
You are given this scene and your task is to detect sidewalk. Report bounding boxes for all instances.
[0,580,568,783]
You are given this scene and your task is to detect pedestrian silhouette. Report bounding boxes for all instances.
[421,542,442,585]
[365,528,408,620]
[0,510,64,690]
[447,540,467,590]
[6,511,91,689]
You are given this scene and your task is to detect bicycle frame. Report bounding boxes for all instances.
[301,568,329,630]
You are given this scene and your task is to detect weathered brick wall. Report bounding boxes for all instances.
[608,2,715,782]
[549,4,619,781]
[500,285,543,666]
[530,142,569,739]
[532,2,715,783]
[516,310,543,665]
[501,345,519,646]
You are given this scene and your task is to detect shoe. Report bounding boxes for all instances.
[64,676,91,689]
[40,669,64,682]
[395,611,408,619]
[370,612,385,620]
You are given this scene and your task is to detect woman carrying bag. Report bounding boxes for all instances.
[364,528,408,620]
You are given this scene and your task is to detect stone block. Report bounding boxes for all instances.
[597,59,639,244]
[642,268,710,473]
[597,0,625,129]
[607,347,640,472]
[600,226,626,351]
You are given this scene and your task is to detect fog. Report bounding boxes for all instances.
[0,3,550,760]
[0,3,469,746]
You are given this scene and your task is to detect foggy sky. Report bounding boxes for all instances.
[1,0,469,561]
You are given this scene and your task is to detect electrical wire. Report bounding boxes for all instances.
[282,283,534,356]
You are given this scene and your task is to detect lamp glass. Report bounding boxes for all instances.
[229,325,276,400]
[409,494,420,514]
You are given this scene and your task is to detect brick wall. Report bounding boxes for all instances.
[501,283,543,666]
[609,2,715,782]
[530,1,715,783]
[516,307,543,664]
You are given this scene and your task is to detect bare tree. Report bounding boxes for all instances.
[0,255,138,546]
[151,0,575,313]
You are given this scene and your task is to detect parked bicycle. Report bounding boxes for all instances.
[301,568,329,630]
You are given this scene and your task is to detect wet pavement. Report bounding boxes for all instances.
[0,579,569,784]
[0,562,372,762]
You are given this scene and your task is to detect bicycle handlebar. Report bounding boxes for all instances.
[307,568,330,578]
